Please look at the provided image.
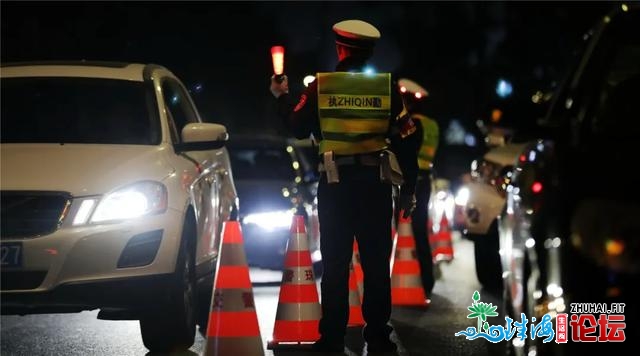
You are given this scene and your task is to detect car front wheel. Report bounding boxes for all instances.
[140,229,196,352]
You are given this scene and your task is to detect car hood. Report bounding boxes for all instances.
[235,179,296,215]
[0,144,174,196]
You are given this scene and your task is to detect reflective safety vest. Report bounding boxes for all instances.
[316,72,391,155]
[413,113,439,170]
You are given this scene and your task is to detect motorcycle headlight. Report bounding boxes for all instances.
[74,181,168,224]
[243,209,294,231]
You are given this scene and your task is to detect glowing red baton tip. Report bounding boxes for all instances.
[271,45,285,75]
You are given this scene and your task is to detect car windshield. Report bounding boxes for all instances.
[229,145,296,181]
[0,77,160,144]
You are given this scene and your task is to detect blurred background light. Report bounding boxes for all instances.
[496,78,513,98]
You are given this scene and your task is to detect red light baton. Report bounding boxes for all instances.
[271,45,285,83]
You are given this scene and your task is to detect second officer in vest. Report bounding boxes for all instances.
[398,78,440,298]
[270,19,420,353]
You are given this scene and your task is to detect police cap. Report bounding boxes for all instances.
[398,78,429,99]
[333,20,381,49]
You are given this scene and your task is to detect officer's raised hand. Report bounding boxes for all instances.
[270,75,289,98]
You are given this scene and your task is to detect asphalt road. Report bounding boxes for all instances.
[1,233,505,356]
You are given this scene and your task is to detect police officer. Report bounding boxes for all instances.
[270,19,419,353]
[398,78,439,297]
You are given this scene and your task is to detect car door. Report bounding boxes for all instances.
[500,6,640,347]
[160,77,224,265]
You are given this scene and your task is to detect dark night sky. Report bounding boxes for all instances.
[1,1,615,140]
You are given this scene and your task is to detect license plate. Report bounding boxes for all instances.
[1,242,22,267]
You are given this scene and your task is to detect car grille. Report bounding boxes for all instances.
[1,191,71,239]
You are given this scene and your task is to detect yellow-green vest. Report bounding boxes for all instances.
[413,113,439,170]
[316,72,391,155]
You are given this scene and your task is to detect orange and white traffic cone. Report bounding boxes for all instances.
[429,214,454,263]
[390,212,430,307]
[267,215,321,349]
[347,261,365,327]
[352,240,364,298]
[204,220,264,356]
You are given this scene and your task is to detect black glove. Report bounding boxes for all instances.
[398,193,417,219]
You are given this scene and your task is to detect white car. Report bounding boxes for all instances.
[454,143,525,290]
[0,62,238,352]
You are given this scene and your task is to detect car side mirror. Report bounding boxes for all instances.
[174,123,229,152]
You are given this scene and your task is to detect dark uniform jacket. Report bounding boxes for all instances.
[275,56,419,196]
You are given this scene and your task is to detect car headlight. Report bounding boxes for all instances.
[455,187,470,206]
[73,181,168,225]
[243,209,295,231]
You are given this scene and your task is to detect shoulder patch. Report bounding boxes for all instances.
[294,94,308,112]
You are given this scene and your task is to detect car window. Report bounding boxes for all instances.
[545,8,640,133]
[590,46,640,138]
[0,77,160,144]
[161,78,198,143]
[229,146,296,181]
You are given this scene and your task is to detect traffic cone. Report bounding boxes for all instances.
[348,261,365,327]
[429,214,454,262]
[390,212,430,307]
[204,220,264,356]
[267,215,321,349]
[352,240,364,298]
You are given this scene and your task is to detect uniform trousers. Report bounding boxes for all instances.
[412,172,435,295]
[317,164,393,342]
